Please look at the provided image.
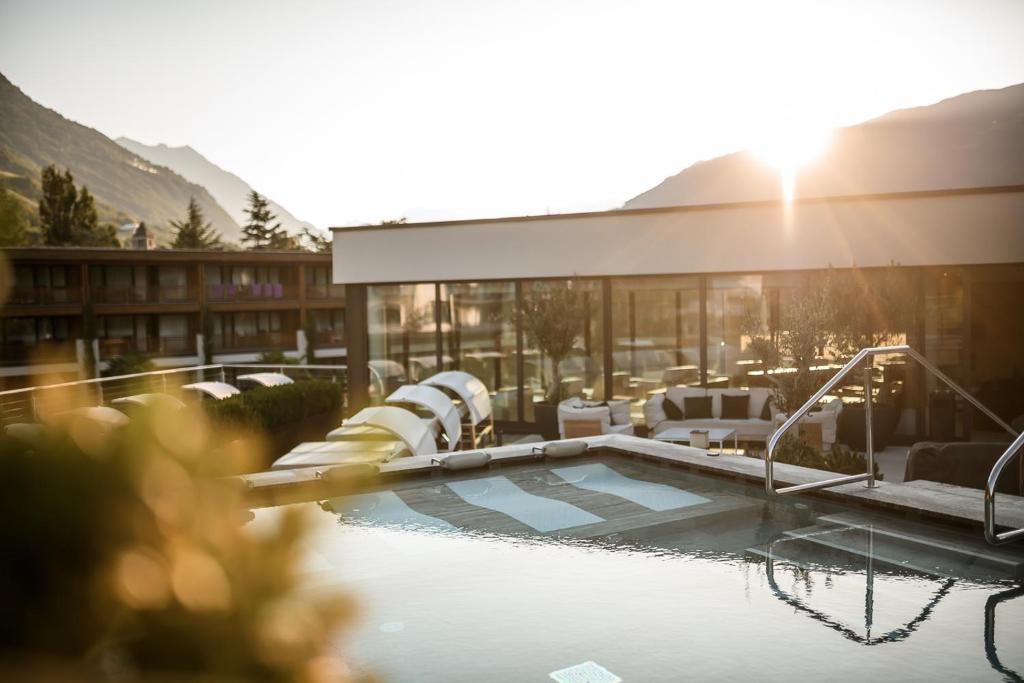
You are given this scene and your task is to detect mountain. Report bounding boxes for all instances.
[0,72,240,241]
[116,138,314,236]
[625,84,1024,209]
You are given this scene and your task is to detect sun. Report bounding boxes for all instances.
[751,127,832,201]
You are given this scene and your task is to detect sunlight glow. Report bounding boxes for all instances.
[752,127,833,201]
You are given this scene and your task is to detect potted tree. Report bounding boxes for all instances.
[521,279,587,439]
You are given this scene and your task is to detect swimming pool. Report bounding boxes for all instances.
[251,455,1024,682]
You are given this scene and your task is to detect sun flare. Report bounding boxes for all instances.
[752,127,832,201]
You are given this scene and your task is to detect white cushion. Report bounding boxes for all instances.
[558,402,611,438]
[606,399,631,426]
[643,394,668,427]
[665,386,706,407]
[746,387,772,418]
[434,451,492,470]
[540,440,589,458]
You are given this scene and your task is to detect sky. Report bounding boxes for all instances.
[1,0,1023,229]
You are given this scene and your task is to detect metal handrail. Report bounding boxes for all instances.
[766,346,1018,511]
[984,431,1024,544]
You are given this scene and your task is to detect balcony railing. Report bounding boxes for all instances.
[213,330,294,352]
[8,287,82,305]
[306,283,345,299]
[312,329,346,347]
[91,285,196,304]
[99,336,196,359]
[0,341,77,365]
[207,283,296,302]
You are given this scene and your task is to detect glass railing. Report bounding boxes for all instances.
[91,286,196,304]
[98,336,196,358]
[207,283,296,301]
[213,330,294,351]
[7,287,82,305]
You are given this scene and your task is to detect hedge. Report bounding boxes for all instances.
[203,380,343,433]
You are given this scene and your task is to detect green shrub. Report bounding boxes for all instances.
[104,350,155,377]
[758,434,883,480]
[204,380,343,433]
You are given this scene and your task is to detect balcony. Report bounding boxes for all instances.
[98,336,196,359]
[91,286,196,304]
[7,287,81,306]
[1,341,77,365]
[213,330,295,352]
[307,283,345,300]
[312,328,345,347]
[207,283,296,302]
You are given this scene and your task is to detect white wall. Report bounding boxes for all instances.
[332,189,1024,284]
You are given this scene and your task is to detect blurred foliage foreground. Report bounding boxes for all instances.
[0,396,365,683]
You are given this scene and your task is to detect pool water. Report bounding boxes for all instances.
[251,456,1024,682]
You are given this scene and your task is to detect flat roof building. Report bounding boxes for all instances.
[0,247,346,389]
[332,185,1024,442]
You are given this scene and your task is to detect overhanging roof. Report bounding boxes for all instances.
[331,185,1024,283]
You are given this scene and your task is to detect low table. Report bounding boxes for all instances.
[653,427,738,455]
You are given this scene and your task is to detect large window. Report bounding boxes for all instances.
[706,275,770,387]
[611,276,701,421]
[440,282,518,420]
[367,284,438,398]
[522,279,603,418]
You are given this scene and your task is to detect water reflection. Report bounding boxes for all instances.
[986,586,1024,683]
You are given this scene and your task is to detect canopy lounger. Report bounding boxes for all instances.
[111,393,187,412]
[50,406,131,431]
[419,371,494,448]
[326,406,438,457]
[271,440,406,470]
[386,384,462,451]
[369,359,408,397]
[180,381,241,401]
[236,372,295,389]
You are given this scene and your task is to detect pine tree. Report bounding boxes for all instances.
[38,166,119,247]
[241,190,288,250]
[0,186,30,246]
[170,197,222,249]
[301,226,331,253]
[39,166,78,245]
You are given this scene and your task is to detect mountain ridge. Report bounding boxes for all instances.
[0,72,241,241]
[115,137,314,236]
[625,84,1024,210]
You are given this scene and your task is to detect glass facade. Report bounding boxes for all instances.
[610,276,700,420]
[440,282,519,420]
[356,265,1022,438]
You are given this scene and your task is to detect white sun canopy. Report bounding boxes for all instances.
[180,381,241,401]
[420,371,492,425]
[111,393,187,412]
[272,440,403,470]
[327,406,437,457]
[236,372,295,388]
[386,384,461,451]
[51,406,131,429]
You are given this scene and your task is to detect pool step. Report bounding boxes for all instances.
[815,512,1024,577]
[774,517,1024,580]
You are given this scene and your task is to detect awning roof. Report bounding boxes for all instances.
[386,384,461,451]
[180,381,241,400]
[327,406,437,456]
[420,371,492,424]
[236,372,295,388]
[110,393,187,411]
[271,440,402,470]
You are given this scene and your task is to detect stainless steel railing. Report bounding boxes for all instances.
[984,431,1024,544]
[0,362,348,425]
[766,347,1020,546]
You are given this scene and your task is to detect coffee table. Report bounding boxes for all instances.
[653,427,738,455]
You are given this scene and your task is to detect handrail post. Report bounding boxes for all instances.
[220,366,226,383]
[864,362,878,488]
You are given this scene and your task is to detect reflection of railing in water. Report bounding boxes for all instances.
[985,586,1024,683]
[760,526,957,646]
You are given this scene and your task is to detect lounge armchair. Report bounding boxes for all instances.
[557,398,634,439]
